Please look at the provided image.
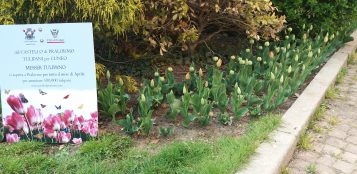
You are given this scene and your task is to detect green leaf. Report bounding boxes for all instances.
[235,108,249,119]
[182,114,195,128]
[108,105,120,119]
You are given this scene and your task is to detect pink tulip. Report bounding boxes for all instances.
[89,127,98,137]
[44,128,57,139]
[57,131,71,143]
[73,116,85,130]
[4,112,29,134]
[7,95,24,114]
[62,110,74,126]
[82,120,98,137]
[26,105,43,128]
[6,133,20,143]
[43,114,65,131]
[81,123,90,134]
[90,111,98,122]
[72,138,82,144]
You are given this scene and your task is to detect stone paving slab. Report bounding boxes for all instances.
[236,30,357,174]
[287,58,357,174]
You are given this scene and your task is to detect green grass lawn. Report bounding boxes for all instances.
[0,115,280,174]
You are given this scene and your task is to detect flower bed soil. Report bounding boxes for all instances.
[99,60,325,152]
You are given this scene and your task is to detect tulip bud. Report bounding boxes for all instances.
[285,36,289,40]
[303,33,307,42]
[245,48,251,53]
[213,56,219,62]
[275,47,280,53]
[324,36,329,43]
[239,59,245,64]
[257,57,262,62]
[154,72,159,77]
[106,70,111,80]
[236,86,241,95]
[230,55,236,60]
[141,94,146,102]
[281,47,286,53]
[286,52,290,58]
[264,41,270,47]
[118,77,124,86]
[201,98,205,105]
[150,79,155,87]
[317,48,321,55]
[263,61,267,65]
[292,34,296,40]
[295,55,299,62]
[288,66,292,74]
[324,33,329,43]
[249,39,254,44]
[330,34,335,40]
[302,64,306,71]
[229,70,234,75]
[160,76,165,82]
[188,67,194,73]
[183,85,187,94]
[310,25,313,30]
[280,75,284,83]
[270,72,275,80]
[205,81,209,87]
[209,112,214,117]
[308,51,313,58]
[269,51,274,59]
[308,45,312,51]
[258,46,263,50]
[247,60,253,65]
[244,59,248,65]
[287,43,291,49]
[199,68,203,76]
[168,67,173,72]
[185,72,190,80]
[288,27,293,32]
[302,24,306,30]
[216,59,222,68]
[234,82,238,89]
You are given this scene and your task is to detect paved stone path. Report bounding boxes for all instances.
[286,62,357,174]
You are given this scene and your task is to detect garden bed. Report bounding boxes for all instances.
[237,31,357,174]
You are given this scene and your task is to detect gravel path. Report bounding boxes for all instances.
[286,62,357,174]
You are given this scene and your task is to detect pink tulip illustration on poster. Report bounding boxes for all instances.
[2,90,98,144]
[0,23,97,144]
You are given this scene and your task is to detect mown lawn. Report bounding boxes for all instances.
[0,114,280,174]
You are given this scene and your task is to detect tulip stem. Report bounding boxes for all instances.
[22,129,30,140]
[22,114,33,140]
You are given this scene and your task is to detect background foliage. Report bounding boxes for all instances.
[272,0,357,35]
[0,0,285,61]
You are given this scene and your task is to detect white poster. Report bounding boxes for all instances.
[0,23,98,144]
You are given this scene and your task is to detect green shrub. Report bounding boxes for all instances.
[0,0,143,61]
[0,0,286,59]
[272,0,357,34]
